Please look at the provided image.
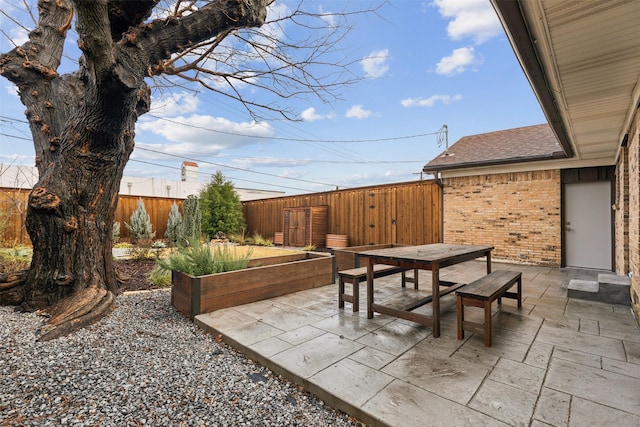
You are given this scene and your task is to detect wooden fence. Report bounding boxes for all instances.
[0,189,182,246]
[242,180,442,247]
[1,179,442,247]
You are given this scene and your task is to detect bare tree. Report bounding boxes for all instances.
[0,0,369,340]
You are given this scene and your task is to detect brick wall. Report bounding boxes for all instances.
[625,107,639,320]
[615,146,629,275]
[443,170,561,266]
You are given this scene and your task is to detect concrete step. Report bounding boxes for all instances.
[567,274,631,305]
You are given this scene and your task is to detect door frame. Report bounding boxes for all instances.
[561,166,615,269]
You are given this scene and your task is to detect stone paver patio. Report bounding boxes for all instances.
[196,260,640,426]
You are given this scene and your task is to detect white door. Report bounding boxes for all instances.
[565,182,612,270]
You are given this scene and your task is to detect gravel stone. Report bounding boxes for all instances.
[1,290,363,426]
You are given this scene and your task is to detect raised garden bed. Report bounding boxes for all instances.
[171,250,334,319]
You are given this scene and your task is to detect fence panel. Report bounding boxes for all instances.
[2,180,441,247]
[1,189,182,245]
[242,180,442,247]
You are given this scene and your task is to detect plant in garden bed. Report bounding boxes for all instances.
[0,247,32,273]
[156,244,253,277]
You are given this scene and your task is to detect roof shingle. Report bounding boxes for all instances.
[423,123,564,172]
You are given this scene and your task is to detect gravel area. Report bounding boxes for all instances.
[1,290,363,426]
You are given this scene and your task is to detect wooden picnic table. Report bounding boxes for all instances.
[358,243,494,337]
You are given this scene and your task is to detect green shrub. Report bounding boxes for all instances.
[199,171,245,237]
[302,244,316,251]
[165,202,183,247]
[147,265,172,287]
[126,198,155,244]
[156,244,252,277]
[182,195,201,247]
[251,234,273,247]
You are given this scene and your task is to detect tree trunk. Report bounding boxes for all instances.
[0,0,268,340]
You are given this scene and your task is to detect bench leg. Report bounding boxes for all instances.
[338,277,345,309]
[414,268,419,289]
[401,270,406,288]
[352,278,359,312]
[484,301,492,347]
[457,295,464,340]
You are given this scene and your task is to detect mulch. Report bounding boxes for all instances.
[115,258,160,292]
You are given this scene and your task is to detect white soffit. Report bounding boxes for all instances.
[520,0,640,162]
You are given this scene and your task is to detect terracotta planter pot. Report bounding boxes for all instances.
[326,234,349,249]
[273,232,283,245]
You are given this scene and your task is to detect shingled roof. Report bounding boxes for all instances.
[422,123,566,172]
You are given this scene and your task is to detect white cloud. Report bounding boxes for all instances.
[401,94,462,107]
[301,107,335,122]
[435,46,477,76]
[136,114,274,156]
[432,0,501,44]
[150,92,200,116]
[361,49,390,78]
[345,104,372,119]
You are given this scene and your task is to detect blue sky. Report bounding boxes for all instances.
[0,0,546,195]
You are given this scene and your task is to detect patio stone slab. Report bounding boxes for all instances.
[355,320,430,356]
[489,358,545,393]
[362,379,509,427]
[382,342,496,405]
[248,336,292,357]
[533,387,570,426]
[313,313,385,341]
[537,324,626,360]
[309,358,394,407]
[348,346,397,370]
[195,309,283,346]
[545,358,640,416]
[270,333,363,379]
[624,340,640,364]
[234,300,325,332]
[469,378,538,426]
[524,340,554,369]
[569,396,640,427]
[277,324,325,345]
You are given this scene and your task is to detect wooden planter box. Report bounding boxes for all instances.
[171,251,334,319]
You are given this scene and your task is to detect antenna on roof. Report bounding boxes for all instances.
[437,124,449,155]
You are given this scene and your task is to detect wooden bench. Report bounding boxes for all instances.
[338,265,418,312]
[456,270,522,347]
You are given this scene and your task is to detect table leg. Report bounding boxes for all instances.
[367,258,374,319]
[486,251,492,274]
[432,264,440,338]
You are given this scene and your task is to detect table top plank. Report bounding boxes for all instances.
[358,243,493,264]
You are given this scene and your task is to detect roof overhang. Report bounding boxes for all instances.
[491,0,640,165]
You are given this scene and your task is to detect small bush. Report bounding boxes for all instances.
[251,234,273,247]
[126,198,155,244]
[302,244,316,251]
[147,265,172,287]
[156,244,252,277]
[0,246,32,273]
[165,202,183,247]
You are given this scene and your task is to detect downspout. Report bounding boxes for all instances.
[435,170,445,243]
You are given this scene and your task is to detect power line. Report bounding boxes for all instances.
[129,158,315,193]
[145,113,439,143]
[136,146,339,188]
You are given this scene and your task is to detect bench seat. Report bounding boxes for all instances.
[456,270,522,347]
[338,265,417,312]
